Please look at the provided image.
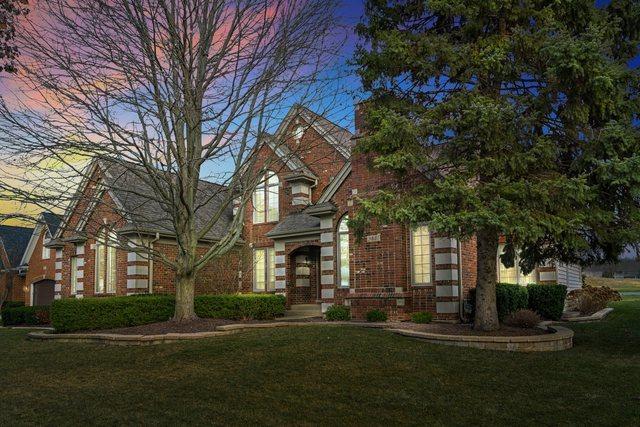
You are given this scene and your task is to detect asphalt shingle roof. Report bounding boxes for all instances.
[265,213,320,238]
[0,225,34,269]
[100,162,234,241]
[41,212,62,237]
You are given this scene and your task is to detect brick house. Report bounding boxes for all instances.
[0,224,33,304]
[30,104,580,320]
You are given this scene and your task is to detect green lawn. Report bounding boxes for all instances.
[585,276,640,293]
[2,299,639,426]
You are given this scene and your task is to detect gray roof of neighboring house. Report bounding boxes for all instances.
[265,212,321,238]
[0,225,34,269]
[99,162,234,241]
[41,212,62,237]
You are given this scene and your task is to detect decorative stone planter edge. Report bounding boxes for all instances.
[561,307,613,322]
[387,325,574,352]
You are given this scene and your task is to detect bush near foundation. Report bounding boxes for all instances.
[1,305,50,326]
[527,284,567,320]
[52,294,286,332]
[366,309,388,322]
[503,309,542,329]
[468,283,529,321]
[410,312,433,324]
[325,305,350,321]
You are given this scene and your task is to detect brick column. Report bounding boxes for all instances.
[74,244,85,298]
[433,237,460,318]
[53,248,63,300]
[319,216,335,313]
[274,241,287,296]
[126,245,150,294]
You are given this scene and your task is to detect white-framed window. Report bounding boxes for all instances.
[70,256,78,294]
[95,229,117,293]
[253,171,279,223]
[411,225,431,285]
[497,244,536,285]
[41,234,50,260]
[337,215,350,288]
[253,247,275,292]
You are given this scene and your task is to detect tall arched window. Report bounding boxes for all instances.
[95,229,117,294]
[337,215,350,288]
[253,171,279,223]
[411,225,431,285]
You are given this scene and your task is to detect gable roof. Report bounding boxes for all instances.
[19,212,63,267]
[0,225,34,269]
[70,161,235,242]
[41,212,62,237]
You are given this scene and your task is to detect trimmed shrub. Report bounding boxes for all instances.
[411,312,433,324]
[503,309,542,329]
[366,309,387,322]
[469,284,528,320]
[52,294,286,332]
[1,305,50,326]
[527,284,567,320]
[1,301,25,309]
[325,305,350,321]
[195,294,286,320]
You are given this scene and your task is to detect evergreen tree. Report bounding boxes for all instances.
[353,0,640,330]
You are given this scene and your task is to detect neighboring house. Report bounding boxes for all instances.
[18,212,62,306]
[584,259,640,279]
[43,104,581,321]
[0,224,34,304]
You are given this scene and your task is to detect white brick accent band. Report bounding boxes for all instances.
[127,265,149,276]
[321,260,333,271]
[434,237,457,249]
[321,288,334,299]
[54,272,62,281]
[275,255,285,265]
[127,279,149,289]
[77,258,85,268]
[435,268,458,281]
[55,261,62,270]
[292,196,310,206]
[321,274,334,285]
[291,183,310,195]
[76,270,84,279]
[76,282,84,291]
[55,249,62,259]
[320,246,333,257]
[274,241,285,252]
[54,294,61,300]
[275,267,286,278]
[321,302,333,313]
[75,244,84,255]
[295,266,310,276]
[127,251,149,262]
[436,285,459,297]
[320,232,333,243]
[434,253,458,265]
[436,301,459,314]
[54,283,61,292]
[275,280,286,290]
[320,217,333,229]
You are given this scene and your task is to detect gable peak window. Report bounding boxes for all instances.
[95,229,117,294]
[41,234,50,260]
[253,171,279,223]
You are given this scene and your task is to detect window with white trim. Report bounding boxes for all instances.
[411,225,431,285]
[497,244,536,285]
[337,216,350,287]
[71,256,78,294]
[253,247,275,292]
[95,229,117,293]
[253,171,279,223]
[41,234,50,260]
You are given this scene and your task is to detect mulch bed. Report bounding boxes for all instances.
[91,319,237,335]
[398,322,548,336]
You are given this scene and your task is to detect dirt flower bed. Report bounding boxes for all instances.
[399,322,548,337]
[89,319,236,335]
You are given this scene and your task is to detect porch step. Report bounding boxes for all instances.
[276,304,322,321]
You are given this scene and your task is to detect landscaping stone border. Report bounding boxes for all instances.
[387,325,573,352]
[26,321,572,351]
[561,307,613,322]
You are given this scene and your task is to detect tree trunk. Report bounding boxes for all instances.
[173,272,197,322]
[474,229,500,331]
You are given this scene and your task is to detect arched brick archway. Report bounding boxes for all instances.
[287,245,321,305]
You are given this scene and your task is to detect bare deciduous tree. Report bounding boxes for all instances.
[0,0,347,321]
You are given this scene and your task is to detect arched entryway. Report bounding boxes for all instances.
[31,279,55,306]
[288,245,321,305]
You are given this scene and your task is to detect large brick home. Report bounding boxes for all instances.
[17,104,581,320]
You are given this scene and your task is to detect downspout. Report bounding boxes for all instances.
[458,238,464,322]
[148,232,160,294]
